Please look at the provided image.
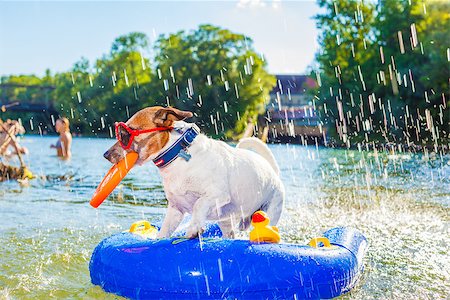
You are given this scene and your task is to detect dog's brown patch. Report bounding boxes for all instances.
[104,106,193,164]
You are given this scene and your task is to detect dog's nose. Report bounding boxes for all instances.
[103,150,110,160]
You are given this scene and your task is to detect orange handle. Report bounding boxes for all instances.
[90,152,138,208]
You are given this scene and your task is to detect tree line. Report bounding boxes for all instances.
[312,0,449,148]
[0,25,276,139]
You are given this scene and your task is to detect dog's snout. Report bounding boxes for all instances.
[103,143,126,164]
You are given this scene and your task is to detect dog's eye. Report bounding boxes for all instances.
[118,126,131,146]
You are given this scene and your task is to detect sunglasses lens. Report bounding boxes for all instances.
[118,125,131,147]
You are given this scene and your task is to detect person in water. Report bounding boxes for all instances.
[51,117,72,158]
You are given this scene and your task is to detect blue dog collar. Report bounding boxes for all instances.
[153,125,199,168]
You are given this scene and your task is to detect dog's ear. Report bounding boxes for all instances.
[153,107,193,126]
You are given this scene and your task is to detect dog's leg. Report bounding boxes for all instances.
[238,215,252,231]
[157,204,184,238]
[186,195,229,238]
[218,218,235,239]
[262,188,285,225]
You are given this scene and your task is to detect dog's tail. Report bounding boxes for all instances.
[236,137,280,175]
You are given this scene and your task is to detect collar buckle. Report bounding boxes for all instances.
[178,149,192,161]
[152,126,199,168]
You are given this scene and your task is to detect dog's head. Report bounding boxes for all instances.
[103,106,193,165]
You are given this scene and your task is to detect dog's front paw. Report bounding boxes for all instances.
[186,224,205,239]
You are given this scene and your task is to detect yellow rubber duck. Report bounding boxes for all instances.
[249,211,280,243]
[22,167,33,179]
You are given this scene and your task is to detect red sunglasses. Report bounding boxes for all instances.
[115,122,173,150]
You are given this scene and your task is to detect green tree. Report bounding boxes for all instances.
[314,0,376,146]
[2,27,276,138]
[53,32,154,135]
[414,0,450,146]
[111,32,149,55]
[152,24,276,138]
[0,74,55,132]
[314,0,449,147]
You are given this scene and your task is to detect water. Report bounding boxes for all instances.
[0,136,449,299]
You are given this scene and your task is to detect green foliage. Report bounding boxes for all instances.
[152,24,275,138]
[54,32,155,135]
[314,0,449,147]
[1,32,157,135]
[111,32,149,55]
[1,27,274,139]
[0,73,55,131]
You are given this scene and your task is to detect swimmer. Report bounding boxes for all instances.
[0,119,28,155]
[50,117,72,159]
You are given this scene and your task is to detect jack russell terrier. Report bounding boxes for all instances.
[103,106,285,238]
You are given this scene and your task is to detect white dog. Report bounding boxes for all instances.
[104,106,284,238]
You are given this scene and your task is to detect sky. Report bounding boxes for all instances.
[0,0,322,77]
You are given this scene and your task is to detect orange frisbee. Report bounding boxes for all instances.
[90,152,139,208]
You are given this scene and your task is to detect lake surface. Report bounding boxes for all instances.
[0,135,449,299]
